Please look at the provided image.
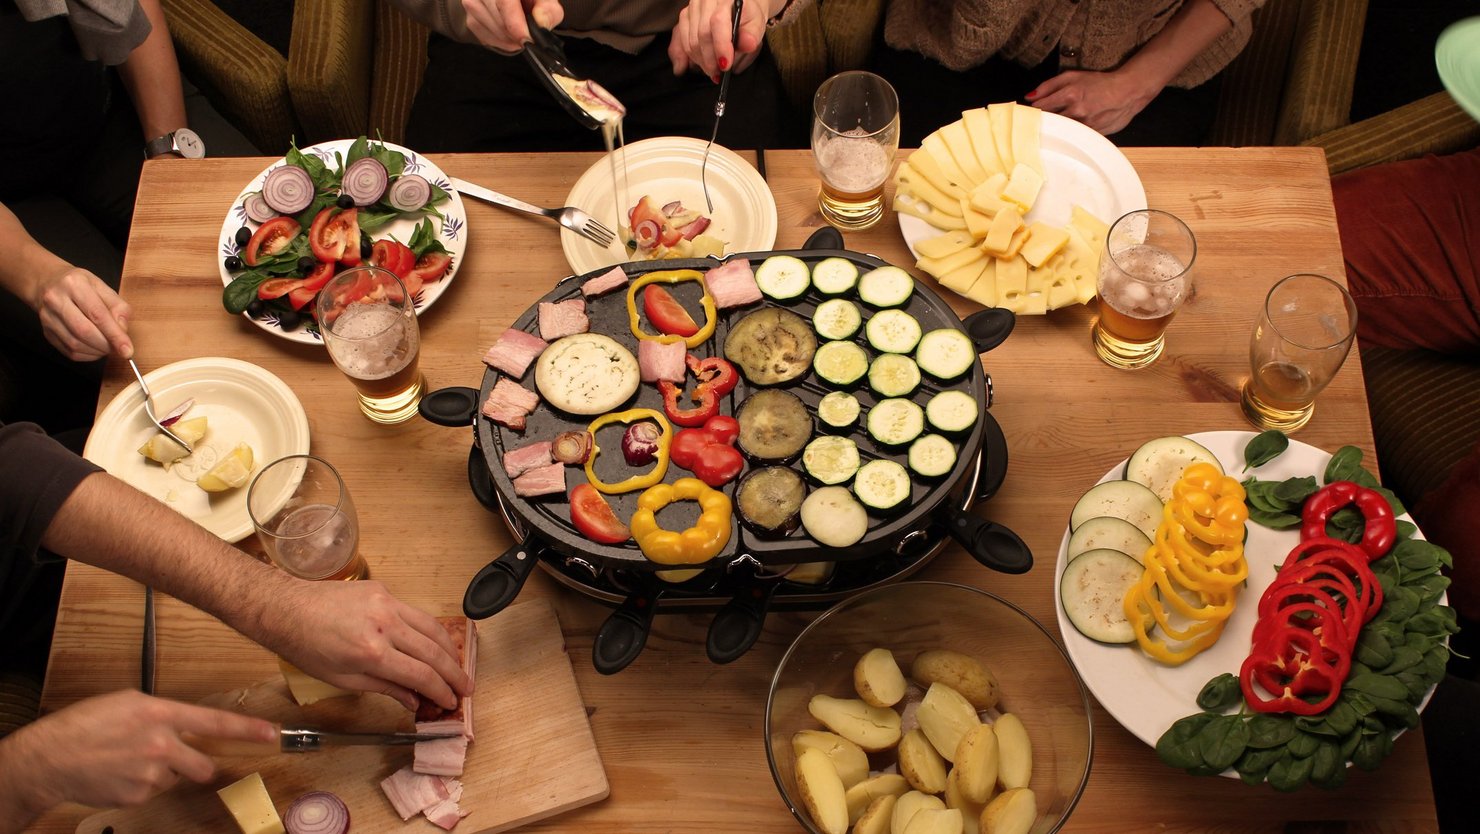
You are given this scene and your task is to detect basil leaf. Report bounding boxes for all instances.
[1194,714,1250,771]
[222,271,270,315]
[1196,673,1242,712]
[1156,713,1216,769]
[1243,430,1289,471]
[1245,714,1296,749]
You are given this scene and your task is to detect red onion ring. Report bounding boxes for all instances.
[283,791,350,834]
[662,200,685,216]
[387,174,431,212]
[242,192,278,224]
[158,398,194,427]
[343,157,388,207]
[262,165,315,215]
[633,219,661,250]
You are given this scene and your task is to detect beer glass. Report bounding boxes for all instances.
[812,71,899,230]
[316,265,424,424]
[1240,274,1357,431]
[1092,209,1198,369]
[247,455,368,581]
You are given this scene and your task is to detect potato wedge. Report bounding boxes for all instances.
[905,807,965,834]
[980,787,1036,834]
[808,694,902,752]
[792,730,870,788]
[993,713,1032,790]
[796,747,849,834]
[917,683,980,763]
[892,790,946,834]
[953,724,999,804]
[944,769,984,834]
[910,650,1001,711]
[898,729,948,794]
[845,773,909,824]
[855,647,908,707]
[854,794,897,834]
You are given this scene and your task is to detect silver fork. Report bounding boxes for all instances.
[128,358,191,453]
[448,176,616,248]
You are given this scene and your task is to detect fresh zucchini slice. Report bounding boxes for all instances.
[1069,480,1163,541]
[803,435,861,485]
[908,434,957,478]
[755,254,811,301]
[866,398,925,446]
[1124,435,1223,502]
[813,298,863,341]
[817,391,861,429]
[864,309,923,354]
[915,328,977,380]
[924,390,979,434]
[857,265,914,308]
[1067,516,1153,564]
[812,257,861,295]
[868,353,921,397]
[1060,548,1145,644]
[853,459,912,511]
[813,340,869,387]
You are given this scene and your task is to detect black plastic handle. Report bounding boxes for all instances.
[803,226,845,251]
[419,386,481,427]
[940,502,1033,575]
[975,411,1009,503]
[462,539,542,619]
[466,445,498,511]
[963,308,1016,355]
[593,587,662,675]
[706,577,780,664]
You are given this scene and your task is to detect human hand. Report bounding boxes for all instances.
[669,0,772,80]
[32,265,132,361]
[461,0,564,53]
[259,579,474,712]
[1027,68,1162,136]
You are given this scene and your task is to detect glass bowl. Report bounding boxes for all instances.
[765,581,1093,833]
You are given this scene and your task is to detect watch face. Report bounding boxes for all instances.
[175,129,205,159]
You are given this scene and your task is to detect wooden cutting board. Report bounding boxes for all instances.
[78,599,608,833]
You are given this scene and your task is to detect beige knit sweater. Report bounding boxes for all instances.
[882,0,1265,89]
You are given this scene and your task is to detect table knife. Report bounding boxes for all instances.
[185,725,462,757]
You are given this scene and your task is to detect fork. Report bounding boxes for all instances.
[128,358,192,453]
[448,176,616,248]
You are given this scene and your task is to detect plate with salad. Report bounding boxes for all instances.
[217,138,468,345]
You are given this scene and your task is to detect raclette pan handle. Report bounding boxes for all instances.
[803,226,844,251]
[963,308,1015,354]
[420,386,481,427]
[593,586,661,674]
[941,503,1033,575]
[706,573,781,664]
[463,539,543,619]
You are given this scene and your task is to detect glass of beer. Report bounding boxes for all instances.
[247,454,368,581]
[811,71,899,230]
[1092,209,1198,369]
[316,265,424,424]
[1240,274,1357,431]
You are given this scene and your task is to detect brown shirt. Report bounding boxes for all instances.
[0,421,99,566]
[882,0,1264,88]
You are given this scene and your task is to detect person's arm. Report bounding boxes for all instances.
[0,202,132,360]
[118,0,188,152]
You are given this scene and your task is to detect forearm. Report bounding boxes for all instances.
[0,203,71,308]
[117,0,188,143]
[1120,0,1235,90]
[0,732,50,834]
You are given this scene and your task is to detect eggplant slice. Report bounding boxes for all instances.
[736,466,807,536]
[723,307,817,385]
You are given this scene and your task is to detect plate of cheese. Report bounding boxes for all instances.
[895,104,1146,314]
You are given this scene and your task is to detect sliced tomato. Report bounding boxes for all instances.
[642,285,699,337]
[300,260,336,292]
[407,251,451,285]
[330,269,375,307]
[371,239,415,278]
[400,271,424,299]
[287,285,318,310]
[257,277,303,301]
[243,217,300,266]
[309,206,360,265]
[569,483,630,544]
[629,196,682,249]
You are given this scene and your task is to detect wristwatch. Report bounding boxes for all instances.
[144,128,205,159]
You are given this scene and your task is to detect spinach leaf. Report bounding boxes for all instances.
[1272,475,1319,505]
[1196,673,1242,712]
[1243,430,1289,471]
[1156,713,1216,769]
[1395,520,1418,540]
[1343,673,1409,702]
[410,217,449,256]
[222,271,271,314]
[1295,715,1340,737]
[1287,730,1321,759]
[358,207,402,234]
[1267,752,1314,792]
[1309,740,1343,785]
[368,140,406,179]
[1324,700,1359,736]
[1194,714,1250,771]
[1377,646,1424,676]
[1352,731,1393,771]
[1247,506,1303,531]
[345,136,370,166]
[1237,746,1283,775]
[1372,486,1406,517]
[1324,445,1364,484]
[1245,714,1296,749]
[1354,630,1394,669]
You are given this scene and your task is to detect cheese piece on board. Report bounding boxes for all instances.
[968,173,1011,218]
[1011,103,1043,176]
[940,120,989,184]
[961,260,999,306]
[995,256,1029,312]
[921,132,973,191]
[1046,274,1079,310]
[939,256,991,294]
[1001,225,1031,260]
[895,163,965,216]
[1070,205,1110,251]
[895,193,969,230]
[1020,222,1069,268]
[917,247,985,279]
[217,773,284,834]
[277,659,354,706]
[1001,163,1044,212]
[907,150,969,199]
[987,103,1016,171]
[981,210,1023,257]
[961,108,1005,177]
[915,230,976,260]
[961,202,993,241]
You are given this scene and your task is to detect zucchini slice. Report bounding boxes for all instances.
[803,435,861,485]
[812,257,861,295]
[857,266,914,308]
[864,309,923,354]
[1067,516,1153,564]
[817,391,861,429]
[854,459,912,511]
[915,328,977,380]
[1124,435,1223,502]
[1069,480,1163,540]
[813,298,862,341]
[1060,548,1145,644]
[755,254,811,301]
[866,398,925,446]
[868,353,921,398]
[925,390,979,434]
[908,434,957,478]
[813,340,870,387]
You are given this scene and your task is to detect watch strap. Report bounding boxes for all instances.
[144,132,177,159]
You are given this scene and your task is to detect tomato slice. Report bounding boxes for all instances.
[330,270,375,307]
[300,260,336,292]
[243,217,300,266]
[257,277,303,301]
[407,251,451,284]
[371,239,416,279]
[643,285,699,337]
[309,207,360,264]
[670,428,715,470]
[569,483,630,544]
[287,285,318,310]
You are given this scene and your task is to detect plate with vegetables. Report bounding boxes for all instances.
[1055,430,1456,788]
[218,138,468,345]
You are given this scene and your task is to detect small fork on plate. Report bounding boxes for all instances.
[448,176,616,248]
[128,358,191,453]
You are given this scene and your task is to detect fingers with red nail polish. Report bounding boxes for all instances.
[718,56,729,71]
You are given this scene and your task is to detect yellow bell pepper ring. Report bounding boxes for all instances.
[627,269,718,349]
[630,477,733,565]
[584,408,673,494]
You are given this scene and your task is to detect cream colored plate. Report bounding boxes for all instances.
[561,135,778,275]
[83,358,311,542]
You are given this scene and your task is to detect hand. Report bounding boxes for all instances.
[258,579,474,712]
[1027,68,1162,136]
[669,0,771,80]
[31,265,132,361]
[461,0,564,53]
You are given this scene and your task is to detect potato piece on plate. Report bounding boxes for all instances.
[892,791,947,834]
[792,730,869,788]
[854,794,898,834]
[809,694,902,752]
[916,683,980,763]
[796,747,849,834]
[980,787,1036,834]
[911,650,1001,711]
[898,728,949,794]
[953,723,1000,804]
[855,647,908,707]
[945,768,986,834]
[845,773,910,824]
[993,713,1033,790]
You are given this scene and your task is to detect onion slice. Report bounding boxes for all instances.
[343,157,388,206]
[242,192,278,224]
[388,174,432,212]
[158,398,194,428]
[283,791,350,834]
[551,430,593,465]
[622,422,662,466]
[262,165,315,215]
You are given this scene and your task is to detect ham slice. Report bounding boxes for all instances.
[502,440,553,478]
[512,461,567,498]
[704,258,762,309]
[581,265,629,298]
[480,378,540,431]
[537,299,590,340]
[482,328,548,378]
[380,766,450,821]
[637,339,687,383]
[414,617,477,739]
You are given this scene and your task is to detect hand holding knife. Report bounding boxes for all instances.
[184,725,461,757]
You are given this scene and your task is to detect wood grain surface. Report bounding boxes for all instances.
[29,147,1438,833]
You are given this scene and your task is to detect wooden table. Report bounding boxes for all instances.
[31,148,1438,832]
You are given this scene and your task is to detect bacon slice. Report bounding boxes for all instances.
[381,765,450,821]
[502,440,553,479]
[413,727,469,777]
[581,265,629,298]
[480,378,540,431]
[424,778,470,830]
[512,461,567,498]
[414,617,477,739]
[704,258,762,309]
[637,339,687,383]
[482,328,548,378]
[537,299,590,341]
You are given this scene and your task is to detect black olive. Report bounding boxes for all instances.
[359,235,372,259]
[245,299,265,318]
[336,193,354,209]
[278,309,302,331]
[297,256,316,273]
[224,255,243,271]
[234,226,252,246]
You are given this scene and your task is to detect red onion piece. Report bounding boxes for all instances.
[677,216,711,240]
[622,422,662,466]
[388,174,431,212]
[242,192,278,224]
[343,157,388,207]
[158,398,194,428]
[283,791,350,834]
[582,79,626,117]
[633,219,661,250]
[262,165,315,215]
[552,430,593,465]
[661,201,685,217]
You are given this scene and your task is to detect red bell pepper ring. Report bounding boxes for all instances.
[687,353,738,396]
[658,355,740,427]
[1281,536,1383,620]
[1261,561,1366,644]
[669,414,744,487]
[1256,581,1360,652]
[1241,627,1347,714]
[1301,480,1398,561]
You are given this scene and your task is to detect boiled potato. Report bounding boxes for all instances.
[795,747,849,834]
[855,647,908,708]
[911,650,1001,711]
[944,769,984,834]
[137,416,208,465]
[808,694,901,752]
[953,724,1000,804]
[846,774,910,824]
[980,787,1036,834]
[792,730,869,788]
[993,714,1033,790]
[905,807,965,834]
[892,790,945,834]
[916,683,980,763]
[854,794,898,834]
[898,729,948,794]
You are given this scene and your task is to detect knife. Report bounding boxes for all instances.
[185,725,462,757]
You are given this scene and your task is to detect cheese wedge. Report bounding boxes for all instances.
[895,163,964,216]
[987,103,1016,171]
[1020,222,1070,268]
[907,150,969,199]
[961,108,1005,177]
[939,256,991,294]
[996,255,1029,309]
[961,259,998,307]
[940,120,988,184]
[218,773,284,834]
[1011,103,1043,176]
[917,247,986,279]
[981,209,1023,258]
[921,133,973,192]
[279,658,354,706]
[1001,163,1044,212]
[895,192,969,231]
[915,229,976,260]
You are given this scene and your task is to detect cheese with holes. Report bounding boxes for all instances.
[908,149,968,198]
[218,773,284,834]
[895,162,964,216]
[894,193,968,230]
[915,230,975,260]
[1020,222,1069,268]
[981,210,1023,258]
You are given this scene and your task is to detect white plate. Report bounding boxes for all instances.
[218,140,469,345]
[1054,430,1440,766]
[83,358,311,542]
[561,136,778,276]
[897,110,1147,259]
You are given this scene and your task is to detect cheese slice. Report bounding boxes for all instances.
[940,255,991,294]
[981,209,1023,257]
[921,132,973,192]
[1011,103,1044,176]
[1019,290,1049,315]
[940,120,988,185]
[895,163,964,216]
[915,229,976,260]
[996,255,1029,310]
[906,150,968,199]
[987,103,1016,171]
[961,107,1005,177]
[279,658,354,706]
[1001,225,1031,259]
[1020,222,1070,268]
[218,773,285,834]
[1070,205,1110,251]
[1062,224,1100,271]
[1001,163,1044,212]
[894,193,969,230]
[961,200,994,241]
[1046,274,1079,310]
[961,258,999,306]
[917,247,986,279]
[968,173,1011,217]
